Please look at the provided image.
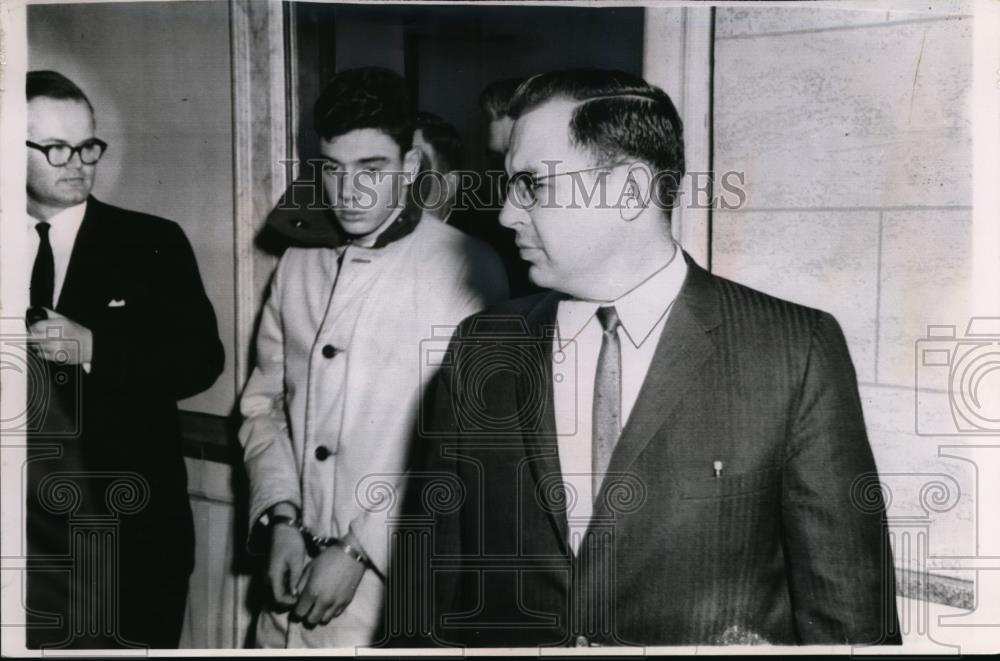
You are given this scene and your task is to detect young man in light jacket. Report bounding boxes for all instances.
[238,67,508,648]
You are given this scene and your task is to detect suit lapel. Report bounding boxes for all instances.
[516,290,570,551]
[594,255,723,513]
[56,197,106,318]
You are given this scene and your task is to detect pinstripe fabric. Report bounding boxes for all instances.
[399,252,900,647]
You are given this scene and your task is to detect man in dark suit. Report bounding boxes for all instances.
[23,70,224,649]
[399,69,900,647]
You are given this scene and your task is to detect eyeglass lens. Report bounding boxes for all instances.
[41,141,106,166]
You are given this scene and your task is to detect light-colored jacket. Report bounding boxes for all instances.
[239,214,507,647]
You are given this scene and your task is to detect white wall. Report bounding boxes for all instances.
[710,4,977,583]
[644,5,993,644]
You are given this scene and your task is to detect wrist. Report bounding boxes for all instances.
[332,538,369,568]
[341,530,364,553]
[269,502,299,519]
[342,530,369,563]
[262,502,301,532]
[268,514,301,532]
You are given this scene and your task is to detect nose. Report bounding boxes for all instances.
[338,171,358,203]
[498,196,527,229]
[65,149,85,168]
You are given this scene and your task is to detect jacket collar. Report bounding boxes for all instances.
[264,177,421,249]
[55,196,107,318]
[591,252,721,520]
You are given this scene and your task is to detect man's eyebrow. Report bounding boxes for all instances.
[318,155,394,168]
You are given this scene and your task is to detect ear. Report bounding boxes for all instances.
[618,162,653,222]
[402,146,422,185]
[443,171,460,204]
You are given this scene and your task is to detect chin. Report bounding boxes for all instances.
[57,192,90,206]
[335,213,379,234]
[526,264,556,290]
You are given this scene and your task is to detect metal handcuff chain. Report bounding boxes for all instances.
[269,514,370,568]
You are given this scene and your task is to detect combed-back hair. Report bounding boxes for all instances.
[415,112,464,173]
[314,67,414,153]
[508,68,685,209]
[26,70,94,113]
[479,77,526,121]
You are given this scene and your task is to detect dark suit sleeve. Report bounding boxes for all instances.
[88,220,224,399]
[390,335,466,648]
[781,312,900,645]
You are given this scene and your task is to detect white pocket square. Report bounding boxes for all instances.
[108,298,126,308]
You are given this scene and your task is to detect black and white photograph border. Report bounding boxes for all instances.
[1,0,998,655]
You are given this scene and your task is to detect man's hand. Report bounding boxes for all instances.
[268,524,307,609]
[28,309,93,364]
[292,543,367,626]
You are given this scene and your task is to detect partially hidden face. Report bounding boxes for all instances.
[487,116,514,156]
[412,128,440,172]
[320,128,418,238]
[27,97,98,210]
[412,128,458,214]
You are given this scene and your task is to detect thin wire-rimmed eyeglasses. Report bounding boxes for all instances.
[26,139,108,167]
[506,161,630,210]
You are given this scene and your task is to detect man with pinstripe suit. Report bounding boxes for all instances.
[402,69,901,647]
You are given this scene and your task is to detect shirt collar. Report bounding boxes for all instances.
[30,201,87,245]
[557,243,688,350]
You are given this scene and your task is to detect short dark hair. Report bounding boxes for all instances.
[508,68,685,210]
[314,67,414,153]
[479,77,525,122]
[415,112,464,173]
[26,70,94,113]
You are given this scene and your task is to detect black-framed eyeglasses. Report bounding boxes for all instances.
[506,161,630,210]
[26,139,108,167]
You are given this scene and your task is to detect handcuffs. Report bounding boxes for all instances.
[267,513,371,568]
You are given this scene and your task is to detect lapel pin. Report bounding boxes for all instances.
[713,460,723,478]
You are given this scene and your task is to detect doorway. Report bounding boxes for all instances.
[288,3,645,171]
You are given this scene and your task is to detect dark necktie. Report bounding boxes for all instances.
[592,305,622,502]
[31,222,55,309]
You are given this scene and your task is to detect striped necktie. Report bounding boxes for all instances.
[592,305,622,502]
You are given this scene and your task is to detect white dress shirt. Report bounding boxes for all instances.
[28,201,87,307]
[552,245,688,553]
